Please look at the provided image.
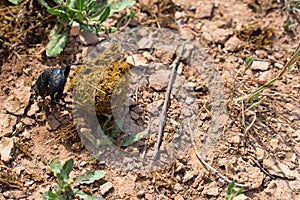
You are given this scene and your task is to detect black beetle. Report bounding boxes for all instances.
[31,62,85,104]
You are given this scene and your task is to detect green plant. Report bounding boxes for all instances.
[284,19,292,32]
[38,0,135,57]
[245,56,253,66]
[42,158,105,200]
[8,0,25,4]
[225,181,244,200]
[283,0,300,12]
[246,44,300,103]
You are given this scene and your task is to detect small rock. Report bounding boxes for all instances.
[69,21,80,36]
[21,130,31,139]
[175,11,185,20]
[149,70,170,91]
[183,171,195,183]
[263,158,296,179]
[174,183,183,191]
[201,182,219,196]
[185,96,194,105]
[185,82,196,90]
[136,190,145,198]
[228,135,241,144]
[201,24,232,44]
[13,166,25,175]
[79,161,87,167]
[3,190,26,199]
[274,62,284,69]
[225,36,243,52]
[138,37,153,49]
[233,193,249,200]
[126,54,148,66]
[81,46,95,57]
[255,148,265,161]
[78,32,105,45]
[46,114,61,131]
[0,113,17,137]
[142,51,154,61]
[21,117,35,126]
[27,103,40,117]
[212,28,233,44]
[0,137,14,162]
[255,49,268,59]
[195,3,214,18]
[251,60,270,71]
[100,182,113,195]
[130,111,140,120]
[174,194,184,200]
[5,95,23,115]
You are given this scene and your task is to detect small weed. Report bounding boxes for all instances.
[283,0,300,13]
[43,158,105,200]
[38,0,135,57]
[8,0,25,4]
[284,19,292,32]
[246,44,300,103]
[225,181,245,200]
[245,56,253,66]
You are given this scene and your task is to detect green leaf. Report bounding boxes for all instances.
[73,170,105,186]
[42,191,58,200]
[227,181,235,195]
[46,29,69,57]
[80,23,95,33]
[121,130,147,147]
[61,159,74,182]
[235,188,243,196]
[38,0,51,8]
[48,8,66,16]
[245,56,253,66]
[8,0,24,5]
[85,0,97,13]
[50,159,62,177]
[76,192,99,200]
[108,0,136,15]
[92,6,110,24]
[76,0,84,11]
[67,0,77,9]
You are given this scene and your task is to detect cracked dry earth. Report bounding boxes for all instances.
[0,0,300,199]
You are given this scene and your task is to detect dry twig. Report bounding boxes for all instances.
[153,43,186,159]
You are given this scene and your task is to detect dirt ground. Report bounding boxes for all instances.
[1,0,300,199]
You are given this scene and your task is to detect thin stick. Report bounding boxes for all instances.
[153,44,186,159]
[188,119,251,188]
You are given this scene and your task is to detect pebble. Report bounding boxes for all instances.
[174,194,184,200]
[233,193,249,200]
[100,182,113,195]
[263,158,296,179]
[251,60,270,71]
[46,114,61,131]
[69,21,80,36]
[182,171,195,183]
[0,137,14,162]
[136,190,145,198]
[77,32,105,46]
[225,36,243,52]
[0,113,17,137]
[185,82,196,90]
[201,182,219,196]
[195,3,214,18]
[79,161,87,167]
[185,96,194,105]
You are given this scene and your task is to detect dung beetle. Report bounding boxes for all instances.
[31,62,85,104]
